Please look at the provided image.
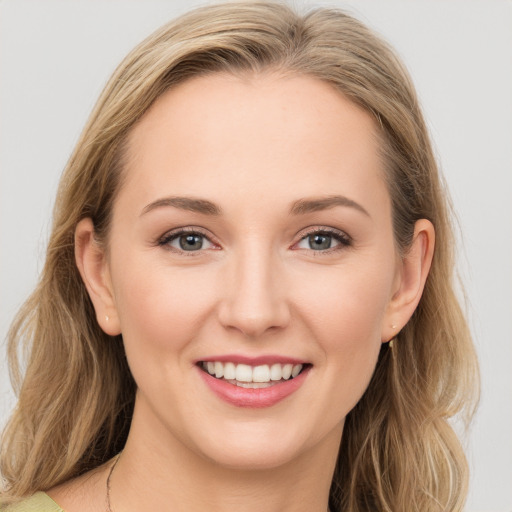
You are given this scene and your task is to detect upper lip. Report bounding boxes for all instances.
[195,354,309,366]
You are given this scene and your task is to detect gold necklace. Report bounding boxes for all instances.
[106,453,122,512]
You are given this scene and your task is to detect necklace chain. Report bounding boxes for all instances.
[106,453,122,512]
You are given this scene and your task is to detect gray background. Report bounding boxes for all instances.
[1,1,511,510]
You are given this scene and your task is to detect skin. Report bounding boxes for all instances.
[51,72,434,512]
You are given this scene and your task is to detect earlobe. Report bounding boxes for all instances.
[75,218,121,336]
[382,219,435,343]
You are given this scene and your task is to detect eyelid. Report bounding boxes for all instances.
[155,225,351,253]
[157,226,220,253]
[292,226,352,251]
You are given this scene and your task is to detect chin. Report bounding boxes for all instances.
[199,440,306,471]
[186,417,333,472]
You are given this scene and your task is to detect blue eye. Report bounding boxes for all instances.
[296,230,350,251]
[160,231,215,252]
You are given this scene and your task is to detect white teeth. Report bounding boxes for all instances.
[232,380,273,388]
[282,364,293,380]
[252,365,270,383]
[223,362,236,380]
[270,363,283,381]
[291,364,302,378]
[235,364,252,382]
[201,361,304,383]
[214,361,224,378]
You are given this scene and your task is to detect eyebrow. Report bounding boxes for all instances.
[290,195,370,217]
[140,196,222,216]
[140,194,369,218]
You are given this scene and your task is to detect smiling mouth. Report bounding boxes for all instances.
[198,361,308,389]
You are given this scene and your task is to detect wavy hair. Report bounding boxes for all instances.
[1,2,479,510]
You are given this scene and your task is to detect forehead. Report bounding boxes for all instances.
[120,72,387,216]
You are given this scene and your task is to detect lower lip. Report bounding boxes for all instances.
[198,366,310,408]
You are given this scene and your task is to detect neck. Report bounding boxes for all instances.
[111,400,341,512]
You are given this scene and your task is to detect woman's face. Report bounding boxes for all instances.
[95,73,403,469]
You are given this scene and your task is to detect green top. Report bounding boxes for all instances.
[1,493,63,512]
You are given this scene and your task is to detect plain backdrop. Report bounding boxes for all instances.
[1,1,511,510]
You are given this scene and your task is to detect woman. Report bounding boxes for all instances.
[0,2,479,511]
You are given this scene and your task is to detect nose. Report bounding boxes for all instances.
[217,244,290,338]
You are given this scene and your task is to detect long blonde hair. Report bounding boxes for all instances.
[1,3,479,510]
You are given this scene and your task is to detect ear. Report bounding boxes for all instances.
[75,218,121,336]
[381,219,435,343]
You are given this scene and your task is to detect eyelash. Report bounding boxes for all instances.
[157,226,352,255]
[295,227,352,254]
[157,227,218,256]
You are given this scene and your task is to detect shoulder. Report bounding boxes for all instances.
[1,493,63,512]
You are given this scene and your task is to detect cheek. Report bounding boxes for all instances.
[293,259,393,395]
[111,255,218,357]
[299,262,392,344]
